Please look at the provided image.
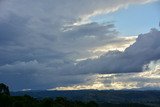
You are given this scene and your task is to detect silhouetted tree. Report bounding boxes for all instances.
[0,83,10,95]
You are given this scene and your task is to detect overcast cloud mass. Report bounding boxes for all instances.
[0,0,159,91]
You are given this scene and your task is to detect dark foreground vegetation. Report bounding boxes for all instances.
[1,83,160,107]
[0,94,154,107]
[0,94,99,107]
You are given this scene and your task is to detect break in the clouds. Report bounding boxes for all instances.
[0,0,159,90]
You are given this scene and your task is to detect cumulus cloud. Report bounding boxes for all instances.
[70,29,160,74]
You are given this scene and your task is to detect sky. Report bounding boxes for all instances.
[91,0,160,36]
[0,0,160,91]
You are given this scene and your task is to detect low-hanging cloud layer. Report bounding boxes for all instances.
[0,0,159,90]
[54,59,160,90]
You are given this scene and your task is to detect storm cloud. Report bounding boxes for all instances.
[0,0,159,90]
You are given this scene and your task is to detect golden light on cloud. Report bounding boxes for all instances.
[90,36,137,53]
[50,60,160,91]
[76,36,137,62]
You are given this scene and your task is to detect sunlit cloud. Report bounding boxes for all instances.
[89,36,137,56]
[75,36,137,62]
[53,60,160,90]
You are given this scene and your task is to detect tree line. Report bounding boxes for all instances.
[0,83,155,107]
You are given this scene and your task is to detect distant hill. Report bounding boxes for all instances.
[11,90,160,104]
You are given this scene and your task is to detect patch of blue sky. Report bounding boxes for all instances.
[90,1,160,36]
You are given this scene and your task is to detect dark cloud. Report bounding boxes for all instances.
[1,28,159,90]
[0,0,158,90]
[63,23,116,38]
[72,29,160,74]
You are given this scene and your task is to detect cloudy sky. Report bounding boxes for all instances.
[0,0,160,91]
